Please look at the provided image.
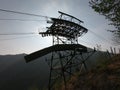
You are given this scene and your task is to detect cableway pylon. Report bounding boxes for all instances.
[24,11,96,90]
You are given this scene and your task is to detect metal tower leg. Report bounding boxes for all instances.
[48,53,54,90]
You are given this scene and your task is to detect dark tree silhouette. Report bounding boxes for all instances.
[89,0,120,44]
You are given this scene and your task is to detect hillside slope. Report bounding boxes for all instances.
[0,54,49,90]
[61,54,120,90]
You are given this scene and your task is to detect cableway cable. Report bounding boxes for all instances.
[0,8,52,18]
[0,35,39,41]
[0,18,46,22]
[88,29,113,45]
[0,32,38,35]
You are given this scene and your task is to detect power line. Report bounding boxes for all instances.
[0,8,52,18]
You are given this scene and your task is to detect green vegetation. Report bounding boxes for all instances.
[89,0,120,44]
[57,54,120,90]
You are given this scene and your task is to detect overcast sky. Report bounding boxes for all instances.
[0,0,119,55]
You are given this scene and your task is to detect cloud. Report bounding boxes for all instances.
[41,0,70,16]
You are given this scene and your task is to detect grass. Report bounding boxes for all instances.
[57,54,120,90]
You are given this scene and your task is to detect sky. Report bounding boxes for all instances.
[0,0,119,55]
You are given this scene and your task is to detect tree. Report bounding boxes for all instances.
[89,0,120,44]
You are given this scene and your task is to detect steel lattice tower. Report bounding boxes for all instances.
[25,11,96,90]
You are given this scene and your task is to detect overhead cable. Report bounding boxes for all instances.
[0,8,52,18]
[0,32,38,35]
[0,35,39,41]
[88,29,113,45]
[0,18,46,22]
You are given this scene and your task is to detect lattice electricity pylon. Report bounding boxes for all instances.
[24,11,96,90]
